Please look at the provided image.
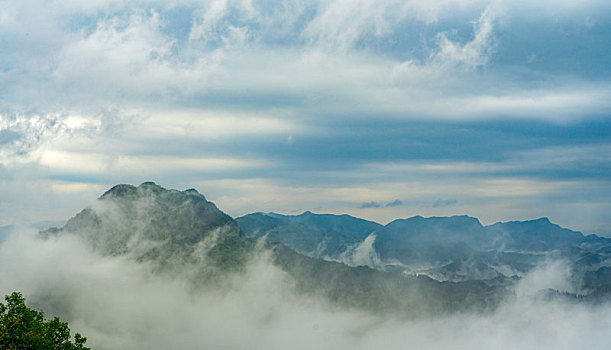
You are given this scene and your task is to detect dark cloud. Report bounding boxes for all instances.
[385,200,403,207]
[243,118,611,175]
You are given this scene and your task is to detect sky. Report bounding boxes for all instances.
[0,0,610,235]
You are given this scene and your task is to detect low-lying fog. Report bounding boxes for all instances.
[1,228,609,350]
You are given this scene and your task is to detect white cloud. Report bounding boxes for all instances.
[2,0,608,122]
[48,181,107,194]
[114,155,271,172]
[302,0,495,50]
[140,110,301,140]
[450,87,611,120]
[0,114,66,162]
[434,2,501,67]
[0,228,610,350]
[52,10,180,100]
[37,149,271,176]
[189,0,258,46]
[303,0,408,50]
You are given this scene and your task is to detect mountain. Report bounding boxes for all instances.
[486,217,585,251]
[236,211,381,259]
[46,182,254,274]
[381,215,489,248]
[238,212,611,290]
[42,182,507,315]
[371,216,563,281]
[270,243,504,314]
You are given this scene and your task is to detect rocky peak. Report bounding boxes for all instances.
[100,184,138,199]
[59,183,251,271]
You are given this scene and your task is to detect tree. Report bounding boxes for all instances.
[0,292,89,350]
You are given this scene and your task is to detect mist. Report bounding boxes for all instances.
[0,227,609,350]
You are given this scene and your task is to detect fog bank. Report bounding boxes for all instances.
[0,229,609,350]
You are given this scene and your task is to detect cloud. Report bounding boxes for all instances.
[0,113,66,161]
[303,0,411,50]
[433,2,501,67]
[0,227,610,349]
[2,0,609,121]
[38,150,270,175]
[385,199,403,207]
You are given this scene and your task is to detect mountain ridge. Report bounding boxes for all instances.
[27,182,610,315]
[38,182,514,315]
[237,210,611,290]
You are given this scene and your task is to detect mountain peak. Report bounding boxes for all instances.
[137,181,164,193]
[493,217,554,227]
[100,182,164,199]
[184,187,206,200]
[62,182,249,270]
[450,215,483,226]
[532,217,551,223]
[100,184,138,199]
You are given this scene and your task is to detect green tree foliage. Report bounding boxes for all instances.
[0,292,89,350]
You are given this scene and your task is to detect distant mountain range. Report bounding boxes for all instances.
[30,182,610,315]
[237,211,611,290]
